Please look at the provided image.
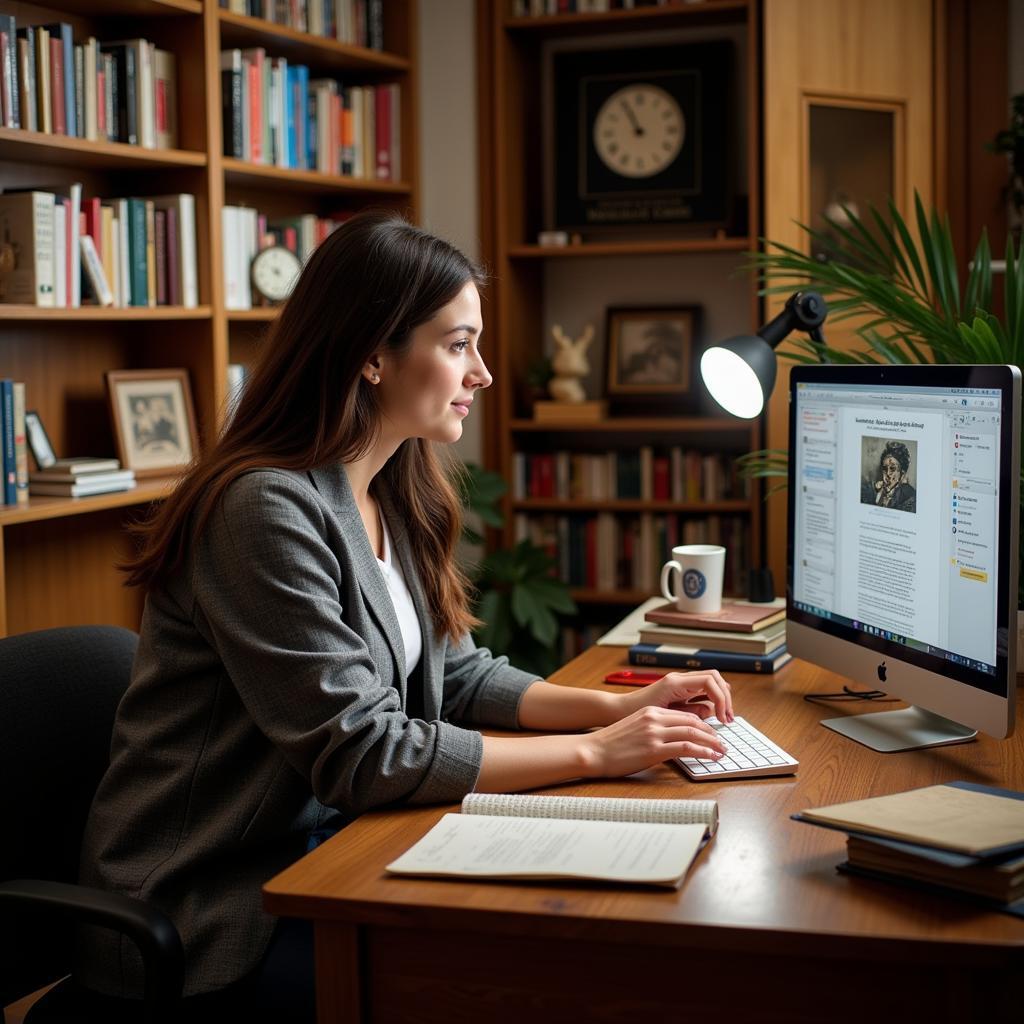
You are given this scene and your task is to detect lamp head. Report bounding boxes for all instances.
[700,291,828,418]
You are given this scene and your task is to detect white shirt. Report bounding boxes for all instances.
[376,517,423,678]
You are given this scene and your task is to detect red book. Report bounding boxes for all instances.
[528,455,540,499]
[50,37,65,135]
[96,67,106,136]
[165,204,179,305]
[330,91,341,175]
[538,454,554,498]
[653,456,670,500]
[82,196,102,259]
[375,84,390,180]
[284,226,297,253]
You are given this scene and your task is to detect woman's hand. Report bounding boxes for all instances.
[579,705,728,779]
[614,670,734,725]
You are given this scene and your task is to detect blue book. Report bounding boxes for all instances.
[1,379,16,505]
[629,641,791,674]
[296,65,309,169]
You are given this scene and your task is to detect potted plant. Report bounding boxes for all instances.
[743,191,1024,656]
[457,462,577,678]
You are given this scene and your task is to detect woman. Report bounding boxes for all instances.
[868,440,917,512]
[76,212,733,1019]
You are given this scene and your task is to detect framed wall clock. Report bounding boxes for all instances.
[552,42,734,234]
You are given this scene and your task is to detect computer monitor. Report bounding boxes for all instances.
[787,364,1020,752]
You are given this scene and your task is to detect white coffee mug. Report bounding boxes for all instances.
[660,544,726,614]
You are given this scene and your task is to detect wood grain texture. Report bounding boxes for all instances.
[265,646,1024,1021]
[762,0,937,585]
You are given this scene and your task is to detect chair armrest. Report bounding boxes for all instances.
[0,878,184,1011]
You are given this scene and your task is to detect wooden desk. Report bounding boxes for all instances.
[264,647,1024,1023]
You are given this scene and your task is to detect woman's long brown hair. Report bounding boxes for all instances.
[122,211,484,643]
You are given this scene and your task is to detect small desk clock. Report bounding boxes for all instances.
[251,245,301,305]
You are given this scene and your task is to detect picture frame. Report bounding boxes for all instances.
[550,42,734,235]
[605,306,699,398]
[24,410,57,470]
[105,369,199,478]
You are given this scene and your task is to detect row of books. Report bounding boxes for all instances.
[222,205,351,309]
[0,21,177,148]
[514,512,748,594]
[628,597,790,674]
[513,0,707,13]
[0,379,136,504]
[220,0,385,50]
[220,48,401,179]
[512,448,747,502]
[0,189,197,308]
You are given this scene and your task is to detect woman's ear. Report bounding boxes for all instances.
[363,354,383,384]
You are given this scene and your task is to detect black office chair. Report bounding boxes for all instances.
[0,626,183,1024]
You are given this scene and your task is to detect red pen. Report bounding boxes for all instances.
[603,670,663,686]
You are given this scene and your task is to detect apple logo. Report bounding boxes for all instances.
[877,662,887,683]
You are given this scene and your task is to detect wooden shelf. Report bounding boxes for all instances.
[510,417,755,433]
[504,0,748,36]
[227,308,279,321]
[0,305,211,321]
[29,0,201,15]
[511,499,752,513]
[0,478,178,528]
[217,10,410,74]
[0,127,206,169]
[222,157,411,196]
[508,237,752,259]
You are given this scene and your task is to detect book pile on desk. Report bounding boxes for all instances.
[794,782,1024,914]
[29,457,135,498]
[628,597,790,674]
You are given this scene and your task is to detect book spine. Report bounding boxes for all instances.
[12,381,27,504]
[1,379,15,504]
[79,234,113,306]
[50,37,65,135]
[144,199,155,306]
[59,24,75,136]
[0,26,14,129]
[35,28,50,134]
[221,50,243,157]
[126,198,147,305]
[17,29,36,132]
[84,37,97,140]
[177,194,197,308]
[165,204,179,305]
[139,40,155,149]
[33,192,55,307]
[154,208,166,304]
[154,48,176,149]
[74,44,84,140]
[629,643,789,674]
[375,84,389,179]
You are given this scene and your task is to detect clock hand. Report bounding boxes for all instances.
[619,100,644,136]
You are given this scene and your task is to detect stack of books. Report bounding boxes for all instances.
[628,597,790,674]
[794,782,1024,914]
[29,457,135,498]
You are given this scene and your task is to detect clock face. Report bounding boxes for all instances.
[251,246,301,303]
[593,84,684,179]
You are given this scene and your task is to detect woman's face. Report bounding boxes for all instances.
[881,455,901,488]
[375,282,491,444]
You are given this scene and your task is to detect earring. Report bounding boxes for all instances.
[371,373,380,383]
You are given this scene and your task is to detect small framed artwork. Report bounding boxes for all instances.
[24,410,57,469]
[605,306,699,397]
[106,369,199,477]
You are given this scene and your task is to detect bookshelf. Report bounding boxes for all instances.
[0,0,419,637]
[478,0,762,653]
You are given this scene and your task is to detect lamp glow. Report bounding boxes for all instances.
[700,347,765,419]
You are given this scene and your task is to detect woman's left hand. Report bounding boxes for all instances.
[614,670,734,725]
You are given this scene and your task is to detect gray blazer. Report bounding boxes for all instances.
[75,465,538,998]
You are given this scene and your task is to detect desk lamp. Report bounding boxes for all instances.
[700,291,829,418]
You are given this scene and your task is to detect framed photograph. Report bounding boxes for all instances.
[551,41,733,235]
[106,369,199,478]
[605,306,698,397]
[24,410,57,469]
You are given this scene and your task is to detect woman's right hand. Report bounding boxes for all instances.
[578,705,728,778]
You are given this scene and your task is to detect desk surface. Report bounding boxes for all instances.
[265,647,1024,1022]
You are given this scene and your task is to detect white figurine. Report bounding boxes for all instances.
[548,324,594,404]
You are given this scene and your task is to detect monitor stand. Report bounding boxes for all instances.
[820,705,977,753]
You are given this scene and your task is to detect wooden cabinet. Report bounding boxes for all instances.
[477,0,763,648]
[0,0,418,637]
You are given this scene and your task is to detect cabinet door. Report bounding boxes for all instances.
[762,0,936,583]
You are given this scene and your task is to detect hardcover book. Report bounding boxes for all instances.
[644,597,786,634]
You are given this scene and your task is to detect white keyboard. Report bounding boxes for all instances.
[675,716,799,781]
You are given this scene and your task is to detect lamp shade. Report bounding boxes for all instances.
[700,333,777,419]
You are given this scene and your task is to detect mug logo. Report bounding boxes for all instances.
[682,569,706,598]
